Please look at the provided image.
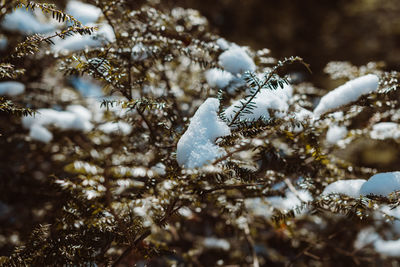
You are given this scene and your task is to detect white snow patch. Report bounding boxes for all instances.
[205,68,234,89]
[374,238,400,257]
[218,46,256,75]
[131,43,148,61]
[322,179,366,198]
[66,1,102,25]
[151,163,166,176]
[29,124,53,143]
[66,105,92,121]
[0,82,25,96]
[69,76,103,98]
[203,237,230,251]
[216,38,230,50]
[98,121,132,135]
[354,227,380,250]
[178,207,193,218]
[224,83,293,123]
[246,189,313,219]
[326,125,348,145]
[52,23,115,53]
[22,107,93,143]
[380,205,400,234]
[360,172,400,197]
[295,107,313,121]
[314,74,379,117]
[268,189,313,212]
[291,107,313,132]
[177,98,230,168]
[370,122,400,140]
[0,36,7,50]
[2,9,55,34]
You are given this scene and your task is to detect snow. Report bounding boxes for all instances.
[52,24,115,53]
[0,36,7,50]
[69,76,103,98]
[267,190,313,212]
[224,83,293,123]
[322,179,366,198]
[326,125,348,144]
[245,190,313,219]
[29,124,53,143]
[22,106,93,143]
[205,68,234,89]
[66,1,102,25]
[295,107,313,121]
[370,122,400,140]
[131,43,148,61]
[360,172,400,197]
[354,227,379,250]
[218,45,256,75]
[380,205,400,234]
[2,9,55,34]
[0,82,25,96]
[151,163,166,176]
[216,38,230,50]
[66,105,92,121]
[178,207,193,218]
[203,237,230,251]
[177,98,231,168]
[374,238,400,257]
[314,74,379,117]
[244,198,273,218]
[98,121,132,135]
[354,210,400,257]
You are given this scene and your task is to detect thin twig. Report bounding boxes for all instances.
[136,108,157,143]
[229,57,309,127]
[243,220,259,267]
[111,229,151,267]
[284,178,307,202]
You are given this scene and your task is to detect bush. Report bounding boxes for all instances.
[0,0,400,266]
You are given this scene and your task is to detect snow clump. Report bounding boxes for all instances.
[131,43,149,61]
[1,9,55,34]
[245,189,313,219]
[203,237,230,251]
[177,98,230,168]
[205,68,234,89]
[354,227,400,257]
[326,125,348,145]
[69,76,103,98]
[0,36,7,50]
[98,121,133,135]
[29,124,53,144]
[360,172,400,197]
[0,82,25,96]
[218,45,256,75]
[370,122,400,140]
[22,107,93,143]
[322,179,366,198]
[66,1,102,25]
[52,24,115,53]
[314,74,379,117]
[224,83,293,123]
[374,238,400,257]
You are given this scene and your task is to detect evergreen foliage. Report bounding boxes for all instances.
[0,0,400,266]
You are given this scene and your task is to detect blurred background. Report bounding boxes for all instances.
[176,0,400,86]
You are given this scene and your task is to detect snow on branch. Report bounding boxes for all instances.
[314,74,379,117]
[177,98,230,168]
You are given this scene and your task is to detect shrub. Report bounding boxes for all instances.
[0,1,400,266]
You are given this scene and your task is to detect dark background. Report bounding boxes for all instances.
[176,0,400,86]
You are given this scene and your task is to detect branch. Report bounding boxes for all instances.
[229,57,310,127]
